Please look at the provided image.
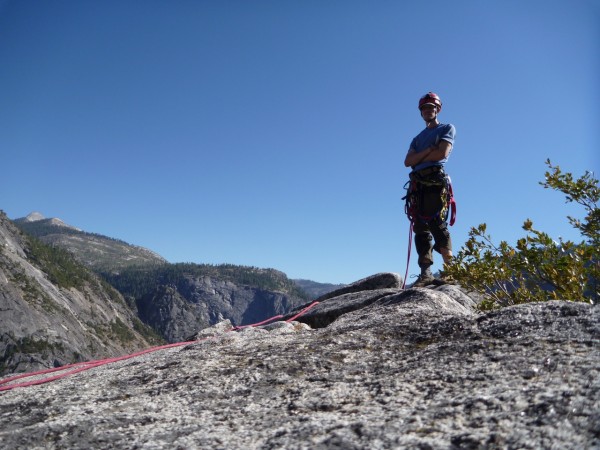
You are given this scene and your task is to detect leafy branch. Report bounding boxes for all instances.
[445,160,598,310]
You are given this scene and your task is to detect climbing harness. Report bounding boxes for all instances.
[401,166,456,289]
[403,166,456,227]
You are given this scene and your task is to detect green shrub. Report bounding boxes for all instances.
[445,160,598,310]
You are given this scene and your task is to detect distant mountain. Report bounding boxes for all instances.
[11,212,313,344]
[0,210,160,376]
[293,279,346,300]
[14,212,167,272]
[17,211,81,230]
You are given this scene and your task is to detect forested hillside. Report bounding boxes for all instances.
[102,263,310,302]
[0,211,159,375]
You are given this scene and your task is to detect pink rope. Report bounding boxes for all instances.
[231,315,284,331]
[402,221,413,289]
[0,302,321,392]
[0,340,198,392]
[285,301,320,322]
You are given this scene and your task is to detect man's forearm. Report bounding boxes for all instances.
[422,146,447,162]
[404,145,436,167]
[404,140,452,167]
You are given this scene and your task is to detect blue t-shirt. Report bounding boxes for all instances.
[409,123,455,172]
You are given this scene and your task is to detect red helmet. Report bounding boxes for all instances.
[418,92,442,112]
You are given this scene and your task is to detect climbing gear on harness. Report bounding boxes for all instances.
[401,166,456,289]
[403,166,456,227]
[419,92,442,112]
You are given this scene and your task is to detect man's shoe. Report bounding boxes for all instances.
[412,268,435,287]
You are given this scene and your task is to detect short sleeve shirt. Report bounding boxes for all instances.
[409,123,455,172]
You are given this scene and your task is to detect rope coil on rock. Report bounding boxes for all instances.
[0,301,320,392]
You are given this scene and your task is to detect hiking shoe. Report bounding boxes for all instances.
[412,272,435,287]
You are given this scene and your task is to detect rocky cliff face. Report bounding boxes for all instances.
[0,211,157,376]
[1,273,597,449]
[137,274,306,342]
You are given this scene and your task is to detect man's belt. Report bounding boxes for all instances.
[413,165,443,177]
[410,165,446,186]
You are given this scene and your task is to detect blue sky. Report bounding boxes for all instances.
[1,0,598,284]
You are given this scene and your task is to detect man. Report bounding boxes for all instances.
[404,92,455,286]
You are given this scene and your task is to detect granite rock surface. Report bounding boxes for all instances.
[0,273,598,449]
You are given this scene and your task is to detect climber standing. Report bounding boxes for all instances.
[404,92,456,286]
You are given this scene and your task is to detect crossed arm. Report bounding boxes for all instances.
[404,140,453,168]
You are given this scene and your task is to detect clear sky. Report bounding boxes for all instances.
[1,0,598,284]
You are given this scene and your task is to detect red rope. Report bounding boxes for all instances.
[0,301,320,392]
[231,315,284,331]
[402,221,413,289]
[285,301,320,322]
[0,340,198,392]
[448,181,457,226]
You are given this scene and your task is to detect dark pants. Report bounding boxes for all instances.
[412,181,452,267]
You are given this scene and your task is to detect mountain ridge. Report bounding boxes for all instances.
[0,210,160,375]
[13,212,338,293]
[14,212,167,272]
[4,211,323,361]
